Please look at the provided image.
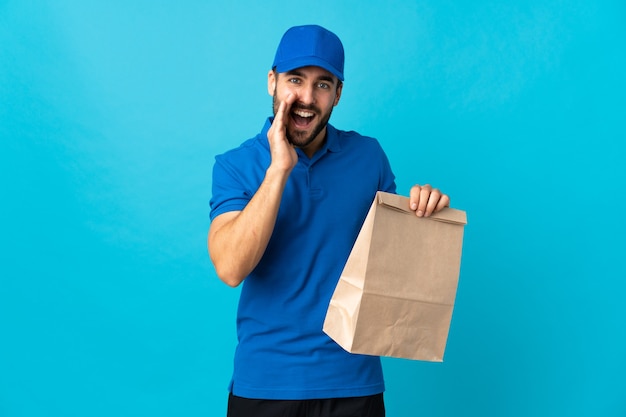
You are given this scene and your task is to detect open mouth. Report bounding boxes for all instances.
[291,109,316,129]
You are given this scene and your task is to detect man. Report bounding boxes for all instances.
[208,25,450,417]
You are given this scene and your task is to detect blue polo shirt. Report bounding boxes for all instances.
[210,118,396,400]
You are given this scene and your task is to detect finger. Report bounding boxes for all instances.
[409,184,432,217]
[435,193,450,213]
[274,93,294,129]
[418,185,433,217]
[424,188,443,217]
[281,93,297,123]
[409,184,422,212]
[268,94,296,147]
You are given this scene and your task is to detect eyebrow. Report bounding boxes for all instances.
[285,69,336,85]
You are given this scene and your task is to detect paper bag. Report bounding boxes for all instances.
[323,191,467,361]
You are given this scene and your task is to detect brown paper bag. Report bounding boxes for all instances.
[323,191,467,361]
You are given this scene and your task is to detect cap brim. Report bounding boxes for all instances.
[274,56,344,81]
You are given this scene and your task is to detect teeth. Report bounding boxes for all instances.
[294,110,314,118]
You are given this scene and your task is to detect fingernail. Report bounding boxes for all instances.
[417,210,423,217]
[411,203,417,210]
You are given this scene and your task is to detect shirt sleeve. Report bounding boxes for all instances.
[209,154,252,221]
[378,144,397,194]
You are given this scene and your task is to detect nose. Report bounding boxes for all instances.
[297,83,315,105]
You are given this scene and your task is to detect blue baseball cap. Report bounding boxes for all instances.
[272,25,345,81]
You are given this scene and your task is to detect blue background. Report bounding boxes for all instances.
[1,1,625,416]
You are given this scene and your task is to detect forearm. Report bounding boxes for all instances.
[208,165,290,287]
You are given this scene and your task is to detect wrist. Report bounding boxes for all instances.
[265,163,292,183]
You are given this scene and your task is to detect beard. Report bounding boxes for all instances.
[272,92,333,149]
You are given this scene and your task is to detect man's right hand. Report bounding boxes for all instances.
[267,92,298,173]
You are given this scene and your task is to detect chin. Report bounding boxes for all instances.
[287,129,315,147]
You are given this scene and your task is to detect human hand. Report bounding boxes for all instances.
[266,93,298,172]
[409,184,450,217]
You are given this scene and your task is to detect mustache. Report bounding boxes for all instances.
[291,103,320,113]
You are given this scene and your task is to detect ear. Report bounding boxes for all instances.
[333,82,343,106]
[267,70,276,96]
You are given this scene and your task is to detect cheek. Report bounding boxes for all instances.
[276,82,296,97]
[322,95,338,111]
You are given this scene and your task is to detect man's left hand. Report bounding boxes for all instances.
[409,184,450,217]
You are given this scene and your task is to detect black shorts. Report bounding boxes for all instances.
[227,392,385,417]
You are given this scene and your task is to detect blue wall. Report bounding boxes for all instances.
[1,1,624,416]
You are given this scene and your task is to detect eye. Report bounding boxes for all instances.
[317,82,330,89]
[288,78,301,84]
